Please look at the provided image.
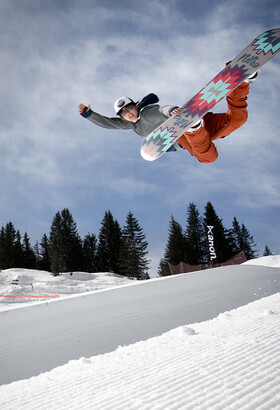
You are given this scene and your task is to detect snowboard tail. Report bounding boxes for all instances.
[141,28,280,161]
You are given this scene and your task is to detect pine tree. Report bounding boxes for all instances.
[1,222,23,268]
[14,230,24,267]
[83,233,98,272]
[240,223,257,260]
[0,224,24,269]
[158,215,186,276]
[49,209,83,275]
[185,203,207,264]
[0,226,5,269]
[119,211,149,280]
[229,217,242,255]
[97,210,122,273]
[263,245,273,256]
[4,222,16,268]
[39,234,51,271]
[49,212,63,275]
[61,208,83,271]
[230,217,257,260]
[22,232,36,269]
[203,202,233,263]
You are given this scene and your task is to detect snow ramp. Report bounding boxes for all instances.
[0,264,280,385]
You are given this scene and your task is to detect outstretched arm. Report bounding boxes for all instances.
[78,103,132,130]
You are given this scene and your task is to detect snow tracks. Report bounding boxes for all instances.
[1,293,280,409]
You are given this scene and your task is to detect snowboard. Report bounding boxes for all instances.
[141,28,280,161]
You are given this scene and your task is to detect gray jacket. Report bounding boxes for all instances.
[81,101,176,139]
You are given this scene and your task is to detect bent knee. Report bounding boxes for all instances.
[226,109,248,132]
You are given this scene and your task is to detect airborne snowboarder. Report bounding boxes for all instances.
[79,28,280,162]
[78,71,258,164]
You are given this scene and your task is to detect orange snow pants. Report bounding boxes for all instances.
[177,82,250,163]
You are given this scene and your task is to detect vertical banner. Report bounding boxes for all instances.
[207,225,217,263]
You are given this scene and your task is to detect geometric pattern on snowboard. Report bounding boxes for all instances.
[141,28,280,161]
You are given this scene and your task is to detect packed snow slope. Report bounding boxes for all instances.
[1,293,280,410]
[0,257,280,390]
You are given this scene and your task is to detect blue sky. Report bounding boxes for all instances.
[0,0,279,276]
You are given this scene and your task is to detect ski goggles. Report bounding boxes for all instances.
[120,103,135,117]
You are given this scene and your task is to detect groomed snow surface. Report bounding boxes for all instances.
[1,256,280,410]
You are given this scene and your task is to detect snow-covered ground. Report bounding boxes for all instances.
[0,256,280,409]
[0,269,132,310]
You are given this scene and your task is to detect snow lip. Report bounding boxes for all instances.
[243,254,280,268]
[1,259,280,312]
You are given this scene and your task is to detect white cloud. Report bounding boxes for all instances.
[0,0,279,266]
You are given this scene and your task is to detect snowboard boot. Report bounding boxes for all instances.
[186,118,204,133]
[245,70,260,83]
[226,61,260,83]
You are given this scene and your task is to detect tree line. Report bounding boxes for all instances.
[158,201,272,276]
[0,209,149,280]
[0,202,273,279]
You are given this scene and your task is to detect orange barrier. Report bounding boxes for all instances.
[168,251,247,274]
[0,294,60,299]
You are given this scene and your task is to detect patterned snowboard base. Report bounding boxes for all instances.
[141,28,280,161]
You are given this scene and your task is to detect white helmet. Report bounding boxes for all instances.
[114,96,135,115]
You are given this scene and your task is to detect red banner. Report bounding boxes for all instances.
[0,294,60,299]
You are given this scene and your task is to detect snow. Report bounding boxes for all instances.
[243,254,280,268]
[0,256,280,409]
[0,269,132,310]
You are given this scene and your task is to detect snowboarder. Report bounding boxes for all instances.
[78,70,259,163]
